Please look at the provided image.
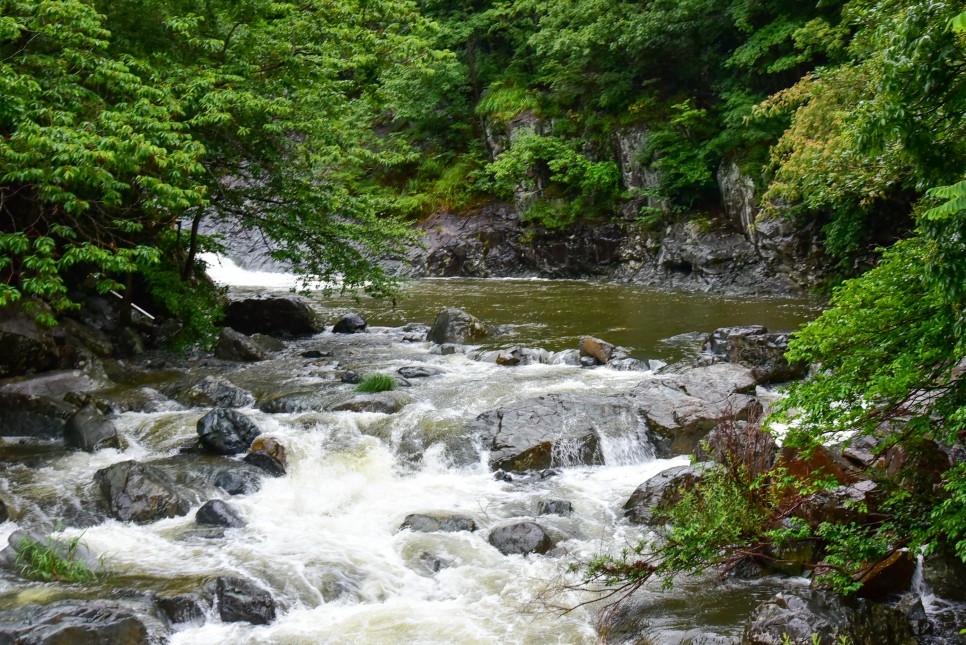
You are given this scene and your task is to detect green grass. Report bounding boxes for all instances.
[15,533,100,583]
[355,374,397,393]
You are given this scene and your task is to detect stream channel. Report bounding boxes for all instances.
[1,256,824,643]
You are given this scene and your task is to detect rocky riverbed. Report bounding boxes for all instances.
[0,289,964,644]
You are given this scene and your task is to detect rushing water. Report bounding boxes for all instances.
[0,257,825,643]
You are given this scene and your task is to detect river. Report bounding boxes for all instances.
[0,257,824,644]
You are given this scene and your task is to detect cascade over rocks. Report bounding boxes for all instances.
[397,366,445,379]
[244,436,287,476]
[330,392,410,414]
[224,295,323,337]
[181,375,255,409]
[215,576,277,625]
[196,500,246,528]
[196,408,261,454]
[94,460,191,524]
[469,394,640,471]
[214,327,272,362]
[742,590,917,645]
[426,308,490,345]
[488,521,553,556]
[332,313,367,334]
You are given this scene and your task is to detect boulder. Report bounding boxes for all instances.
[774,444,861,490]
[332,313,367,334]
[397,366,444,379]
[94,460,191,524]
[243,436,287,477]
[214,327,271,362]
[854,549,916,600]
[488,522,553,556]
[578,336,616,364]
[0,303,61,379]
[0,368,108,399]
[0,392,75,440]
[0,498,8,523]
[793,480,880,529]
[330,392,409,414]
[196,500,246,528]
[487,346,550,366]
[1,528,100,574]
[923,550,966,601]
[196,408,261,454]
[695,421,777,479]
[704,325,807,384]
[538,500,573,517]
[64,404,120,452]
[214,468,262,496]
[215,576,276,625]
[224,295,322,337]
[426,308,489,345]
[181,376,255,409]
[469,394,643,472]
[154,593,210,625]
[399,513,478,533]
[743,590,917,644]
[623,465,706,525]
[0,599,170,645]
[549,349,581,366]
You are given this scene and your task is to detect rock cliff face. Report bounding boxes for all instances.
[390,201,825,296]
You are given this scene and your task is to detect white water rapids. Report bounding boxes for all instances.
[0,257,811,643]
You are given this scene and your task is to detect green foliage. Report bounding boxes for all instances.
[488,133,619,229]
[355,374,397,393]
[15,533,100,583]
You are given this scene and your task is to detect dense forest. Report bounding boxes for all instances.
[1,0,965,607]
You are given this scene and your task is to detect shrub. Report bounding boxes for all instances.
[355,374,397,393]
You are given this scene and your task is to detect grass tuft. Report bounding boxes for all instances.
[15,533,100,583]
[355,374,397,393]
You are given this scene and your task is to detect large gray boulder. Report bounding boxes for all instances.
[332,313,367,334]
[330,392,410,414]
[399,513,478,533]
[626,363,760,457]
[469,394,643,472]
[426,308,490,345]
[488,522,553,556]
[64,404,120,452]
[742,590,917,644]
[196,408,261,454]
[224,295,322,337]
[704,325,807,384]
[215,576,276,625]
[623,464,707,525]
[196,500,246,528]
[181,376,255,409]
[94,460,191,524]
[214,327,271,362]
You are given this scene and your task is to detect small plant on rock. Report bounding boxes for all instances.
[355,374,397,393]
[15,533,100,583]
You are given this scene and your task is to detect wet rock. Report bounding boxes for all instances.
[743,589,917,644]
[94,460,191,524]
[793,480,880,529]
[214,327,271,362]
[429,343,460,355]
[244,436,287,477]
[549,349,581,365]
[400,513,478,533]
[605,358,650,371]
[0,599,170,645]
[64,404,120,452]
[215,576,277,625]
[214,468,262,496]
[579,356,598,368]
[332,313,367,334]
[0,303,61,378]
[259,390,330,413]
[922,550,966,601]
[854,549,916,600]
[488,521,553,556]
[623,465,706,525]
[196,408,261,454]
[0,392,75,440]
[182,376,255,409]
[704,325,806,384]
[538,500,573,517]
[578,336,616,364]
[224,295,323,337]
[397,366,445,379]
[155,593,210,625]
[196,500,246,528]
[426,308,490,345]
[627,364,760,457]
[469,394,643,472]
[775,444,861,489]
[59,317,115,357]
[301,349,330,359]
[0,368,108,400]
[330,392,410,414]
[0,499,7,523]
[1,528,100,573]
[695,421,777,480]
